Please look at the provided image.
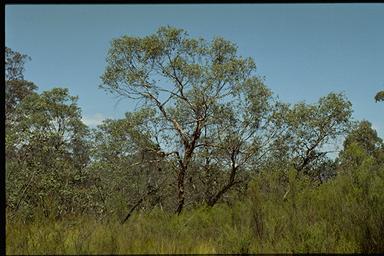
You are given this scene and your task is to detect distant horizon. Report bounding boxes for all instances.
[5,4,384,137]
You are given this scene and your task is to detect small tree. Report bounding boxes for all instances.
[90,109,173,219]
[274,93,352,180]
[6,87,93,218]
[338,120,384,167]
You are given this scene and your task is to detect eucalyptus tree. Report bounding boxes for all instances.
[5,47,37,128]
[5,48,97,218]
[101,26,280,213]
[338,120,384,167]
[90,108,174,219]
[276,93,353,180]
[5,46,31,81]
[190,81,283,206]
[6,87,93,218]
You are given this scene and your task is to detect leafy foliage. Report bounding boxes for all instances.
[5,29,384,254]
[5,48,98,219]
[274,93,352,180]
[375,90,384,102]
[7,159,384,253]
[100,26,296,212]
[5,46,31,81]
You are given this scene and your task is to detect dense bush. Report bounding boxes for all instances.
[7,156,384,254]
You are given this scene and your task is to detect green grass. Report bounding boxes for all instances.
[6,167,384,254]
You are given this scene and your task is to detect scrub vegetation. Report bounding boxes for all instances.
[5,27,384,254]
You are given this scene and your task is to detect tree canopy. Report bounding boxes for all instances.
[100,26,285,213]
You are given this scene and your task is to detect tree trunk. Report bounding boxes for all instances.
[174,120,202,215]
[207,183,232,207]
[175,166,186,215]
[121,198,143,224]
[121,187,159,224]
[207,164,238,207]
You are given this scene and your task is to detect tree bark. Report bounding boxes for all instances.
[207,167,239,207]
[121,187,158,224]
[207,183,232,207]
[175,120,203,215]
[121,198,143,224]
[175,166,186,215]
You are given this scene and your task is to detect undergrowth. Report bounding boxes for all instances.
[6,166,384,254]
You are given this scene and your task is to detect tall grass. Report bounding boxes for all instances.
[6,165,384,254]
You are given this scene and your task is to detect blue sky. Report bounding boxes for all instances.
[5,4,384,137]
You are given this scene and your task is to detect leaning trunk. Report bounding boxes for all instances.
[175,166,186,215]
[207,183,232,207]
[207,165,238,207]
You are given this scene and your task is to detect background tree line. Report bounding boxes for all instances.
[5,27,384,252]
